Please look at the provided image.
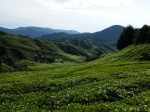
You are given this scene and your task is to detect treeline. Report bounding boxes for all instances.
[117,25,150,50]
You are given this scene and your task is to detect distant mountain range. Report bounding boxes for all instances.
[0,25,124,42]
[0,26,80,38]
[39,25,124,43]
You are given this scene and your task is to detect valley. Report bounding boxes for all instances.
[0,25,150,111]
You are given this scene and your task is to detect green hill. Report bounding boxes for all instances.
[0,31,79,67]
[0,31,118,71]
[54,38,117,61]
[97,44,150,63]
[0,43,149,111]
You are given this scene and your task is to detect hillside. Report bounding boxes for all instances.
[0,31,117,68]
[52,38,117,62]
[0,26,79,38]
[98,44,150,63]
[0,43,150,111]
[0,31,77,64]
[40,25,124,43]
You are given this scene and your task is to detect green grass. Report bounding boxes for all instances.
[0,61,150,111]
[0,44,150,111]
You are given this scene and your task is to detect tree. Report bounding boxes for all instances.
[0,46,6,69]
[147,28,150,43]
[117,25,135,50]
[134,25,150,44]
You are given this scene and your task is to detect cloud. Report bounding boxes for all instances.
[0,0,149,32]
[37,0,133,9]
[36,0,134,16]
[54,0,70,3]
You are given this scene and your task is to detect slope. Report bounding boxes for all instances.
[97,44,150,63]
[0,31,79,64]
[0,44,149,111]
[53,38,117,62]
[0,31,117,66]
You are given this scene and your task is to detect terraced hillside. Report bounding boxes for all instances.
[0,44,150,111]
[99,44,150,63]
[0,31,117,66]
[0,31,70,61]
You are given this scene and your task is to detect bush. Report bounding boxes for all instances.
[0,63,14,73]
[13,60,35,71]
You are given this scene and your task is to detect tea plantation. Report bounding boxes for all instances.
[0,44,150,111]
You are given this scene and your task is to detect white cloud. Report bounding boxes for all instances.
[37,0,134,10]
[35,0,134,16]
[0,0,150,32]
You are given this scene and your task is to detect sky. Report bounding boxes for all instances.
[0,0,150,32]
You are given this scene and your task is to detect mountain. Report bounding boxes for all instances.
[0,25,124,42]
[0,26,79,38]
[88,25,125,42]
[40,25,124,43]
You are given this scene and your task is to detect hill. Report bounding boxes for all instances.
[88,25,125,42]
[0,43,149,111]
[40,25,124,43]
[0,31,117,69]
[0,26,79,38]
[97,44,150,63]
[0,31,78,64]
[54,38,117,61]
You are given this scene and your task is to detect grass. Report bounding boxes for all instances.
[0,44,150,111]
[0,61,150,111]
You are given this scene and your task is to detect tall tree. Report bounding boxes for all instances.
[0,46,6,70]
[117,25,135,50]
[134,25,150,44]
[147,27,150,43]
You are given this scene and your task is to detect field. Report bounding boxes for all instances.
[0,44,150,111]
[0,45,150,112]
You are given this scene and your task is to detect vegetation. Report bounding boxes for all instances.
[117,25,134,50]
[0,26,150,111]
[0,42,150,111]
[0,31,117,72]
[134,25,150,44]
[117,25,150,50]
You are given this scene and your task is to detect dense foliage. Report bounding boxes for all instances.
[117,25,135,50]
[0,31,117,72]
[134,25,150,44]
[117,25,150,50]
[0,44,150,111]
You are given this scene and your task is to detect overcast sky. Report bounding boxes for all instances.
[0,0,150,32]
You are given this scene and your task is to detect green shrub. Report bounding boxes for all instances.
[13,60,35,71]
[0,63,14,73]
